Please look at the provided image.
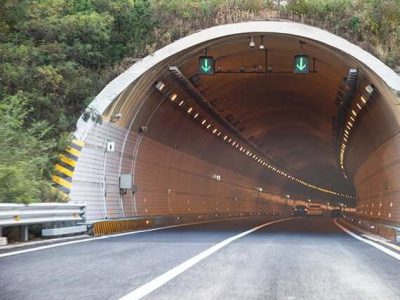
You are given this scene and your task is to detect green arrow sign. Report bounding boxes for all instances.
[294,55,309,73]
[199,56,214,75]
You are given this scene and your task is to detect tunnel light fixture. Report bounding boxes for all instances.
[170,93,177,101]
[155,81,165,91]
[202,119,206,125]
[212,128,217,134]
[365,85,374,94]
[194,113,199,119]
[178,100,184,106]
[187,107,193,114]
[249,36,255,48]
[206,124,212,129]
[259,36,265,50]
[224,135,228,140]
[339,84,375,182]
[217,132,222,137]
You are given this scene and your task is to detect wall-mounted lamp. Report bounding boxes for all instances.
[249,36,255,48]
[212,174,222,181]
[259,36,265,50]
[155,81,165,91]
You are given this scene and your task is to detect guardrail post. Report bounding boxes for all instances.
[20,225,29,242]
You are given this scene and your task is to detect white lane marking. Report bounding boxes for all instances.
[0,217,260,258]
[119,218,294,300]
[334,219,400,261]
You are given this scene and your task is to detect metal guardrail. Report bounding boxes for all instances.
[0,203,86,227]
[0,203,86,243]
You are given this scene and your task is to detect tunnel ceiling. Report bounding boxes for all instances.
[163,33,358,197]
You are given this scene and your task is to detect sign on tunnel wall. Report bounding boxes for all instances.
[198,56,215,75]
[294,55,310,73]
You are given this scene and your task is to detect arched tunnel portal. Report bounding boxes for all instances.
[65,22,400,223]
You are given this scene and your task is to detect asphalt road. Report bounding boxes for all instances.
[1,217,399,300]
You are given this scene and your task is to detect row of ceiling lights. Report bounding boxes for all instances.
[339,84,374,178]
[156,81,356,200]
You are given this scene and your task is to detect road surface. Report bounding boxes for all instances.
[1,217,399,300]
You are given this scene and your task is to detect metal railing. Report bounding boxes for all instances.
[0,203,86,226]
[0,202,86,243]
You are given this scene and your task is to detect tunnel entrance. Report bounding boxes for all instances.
[65,22,400,223]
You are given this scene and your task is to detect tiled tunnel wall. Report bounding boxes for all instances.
[354,133,400,222]
[71,119,291,221]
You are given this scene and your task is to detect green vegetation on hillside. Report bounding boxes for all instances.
[0,0,399,203]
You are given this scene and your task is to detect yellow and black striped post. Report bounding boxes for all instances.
[52,139,84,197]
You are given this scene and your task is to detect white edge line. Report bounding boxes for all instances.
[341,217,400,252]
[119,217,294,300]
[334,219,400,261]
[0,216,267,258]
[360,234,400,252]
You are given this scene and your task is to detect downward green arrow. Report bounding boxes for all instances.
[296,57,307,71]
[201,59,211,72]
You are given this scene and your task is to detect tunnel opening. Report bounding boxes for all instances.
[68,22,400,225]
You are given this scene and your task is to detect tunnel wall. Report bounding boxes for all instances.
[70,21,400,223]
[71,119,292,221]
[353,133,400,222]
[344,70,400,224]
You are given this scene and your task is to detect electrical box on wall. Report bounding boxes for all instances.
[119,174,133,195]
[120,174,132,189]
